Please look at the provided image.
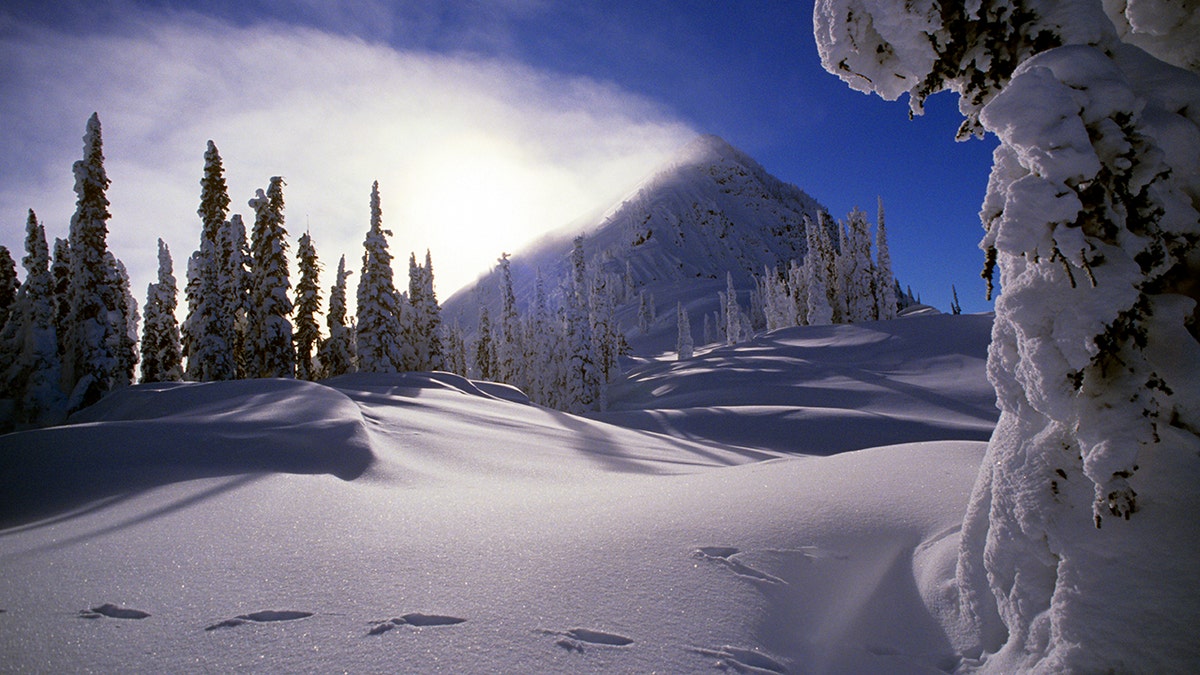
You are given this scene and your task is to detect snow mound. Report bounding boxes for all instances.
[0,378,375,526]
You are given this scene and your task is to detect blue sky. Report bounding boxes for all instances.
[0,0,997,313]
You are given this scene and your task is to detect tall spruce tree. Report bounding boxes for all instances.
[495,253,522,385]
[64,113,125,409]
[186,140,236,381]
[838,207,877,323]
[676,301,693,360]
[317,255,355,378]
[111,256,139,386]
[140,239,183,383]
[0,246,18,329]
[803,215,834,326]
[247,177,294,378]
[874,197,897,320]
[356,181,407,373]
[293,231,322,381]
[3,211,66,426]
[563,235,599,413]
[408,250,444,372]
[474,305,495,380]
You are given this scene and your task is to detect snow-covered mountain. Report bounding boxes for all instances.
[442,135,828,351]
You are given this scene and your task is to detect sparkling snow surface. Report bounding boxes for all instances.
[1,314,995,673]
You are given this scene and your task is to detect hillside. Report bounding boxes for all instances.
[441,135,829,350]
[1,313,998,673]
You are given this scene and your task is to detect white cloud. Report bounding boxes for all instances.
[0,10,693,319]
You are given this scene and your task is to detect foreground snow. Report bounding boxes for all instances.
[2,315,993,672]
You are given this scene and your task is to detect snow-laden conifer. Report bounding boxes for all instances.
[1,211,66,427]
[589,272,619,410]
[50,238,69,357]
[524,267,556,405]
[803,216,834,326]
[676,301,693,360]
[356,182,408,373]
[408,250,444,372]
[63,113,125,409]
[873,197,897,320]
[838,207,876,323]
[247,177,294,378]
[139,239,182,383]
[788,259,808,326]
[317,255,355,378]
[723,271,742,344]
[637,289,652,334]
[293,231,322,381]
[495,252,522,384]
[474,306,495,381]
[111,256,139,387]
[444,319,467,377]
[0,246,18,329]
[218,214,251,377]
[186,140,236,382]
[563,235,599,413]
[817,1,1200,668]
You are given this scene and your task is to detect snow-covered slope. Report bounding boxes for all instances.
[599,312,998,455]
[0,314,996,673]
[442,135,827,347]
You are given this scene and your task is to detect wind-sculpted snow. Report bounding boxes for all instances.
[601,313,997,454]
[0,378,375,526]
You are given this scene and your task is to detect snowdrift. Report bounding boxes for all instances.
[0,314,998,673]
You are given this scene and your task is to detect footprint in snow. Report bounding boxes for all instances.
[205,610,312,631]
[693,547,786,585]
[542,627,634,652]
[77,603,151,620]
[691,645,787,673]
[366,613,467,636]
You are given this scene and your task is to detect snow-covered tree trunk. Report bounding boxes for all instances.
[816,1,1200,670]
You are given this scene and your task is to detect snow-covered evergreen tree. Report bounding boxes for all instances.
[838,207,876,323]
[317,255,355,379]
[0,246,18,329]
[873,197,897,320]
[2,211,66,427]
[803,215,834,326]
[219,214,252,378]
[473,305,495,381]
[247,177,294,378]
[637,289,652,334]
[50,238,70,358]
[356,182,408,373]
[111,256,139,387]
[788,259,809,326]
[445,319,467,377]
[495,253,522,384]
[817,1,1200,669]
[703,312,713,345]
[407,250,444,372]
[186,140,236,382]
[589,271,619,410]
[676,302,693,360]
[139,239,183,383]
[293,231,322,381]
[524,267,555,405]
[63,113,126,409]
[563,235,599,413]
[723,271,742,344]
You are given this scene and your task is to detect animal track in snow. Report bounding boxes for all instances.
[77,603,151,620]
[541,627,634,651]
[204,610,312,631]
[366,613,467,635]
[692,645,787,673]
[693,546,786,585]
